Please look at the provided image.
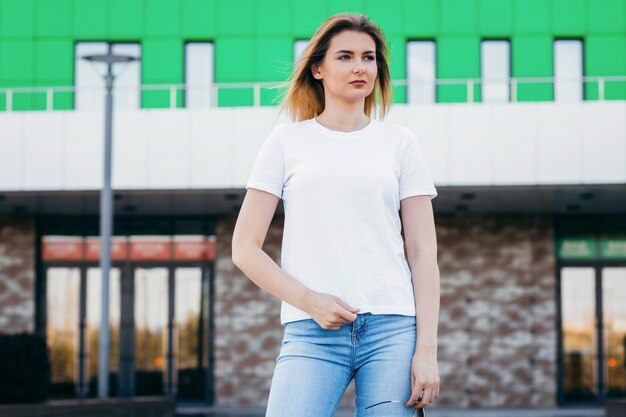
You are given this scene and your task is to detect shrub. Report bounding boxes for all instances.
[0,332,51,403]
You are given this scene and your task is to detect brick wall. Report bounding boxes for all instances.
[214,214,557,408]
[0,217,36,334]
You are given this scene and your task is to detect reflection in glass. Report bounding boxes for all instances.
[135,268,168,395]
[47,267,80,398]
[185,42,214,108]
[482,40,510,102]
[602,267,626,397]
[86,268,121,397]
[407,41,436,104]
[75,42,141,111]
[554,40,583,102]
[294,40,309,63]
[175,268,204,399]
[561,267,597,401]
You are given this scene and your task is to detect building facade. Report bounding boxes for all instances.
[0,0,625,409]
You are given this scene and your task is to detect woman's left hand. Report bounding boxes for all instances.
[406,346,440,409]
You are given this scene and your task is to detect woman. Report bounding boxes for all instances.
[232,12,440,417]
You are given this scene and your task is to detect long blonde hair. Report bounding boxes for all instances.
[276,12,392,122]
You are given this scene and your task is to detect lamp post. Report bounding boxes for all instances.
[81,48,138,399]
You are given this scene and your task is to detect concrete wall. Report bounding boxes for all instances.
[214,214,557,408]
[1,102,625,192]
[0,217,35,334]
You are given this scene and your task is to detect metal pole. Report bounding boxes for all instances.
[98,60,115,399]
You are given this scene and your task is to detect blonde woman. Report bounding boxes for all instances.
[232,12,440,417]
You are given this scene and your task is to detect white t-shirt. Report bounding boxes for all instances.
[245,116,438,325]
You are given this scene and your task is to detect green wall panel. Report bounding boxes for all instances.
[329,0,363,16]
[142,87,184,109]
[437,36,480,102]
[145,0,180,37]
[109,0,142,40]
[218,0,254,36]
[143,38,183,80]
[0,40,34,82]
[28,79,74,111]
[11,89,35,111]
[512,35,553,101]
[255,37,292,81]
[30,89,47,111]
[1,0,34,38]
[364,0,403,37]
[142,38,183,108]
[256,0,291,36]
[35,0,72,38]
[292,2,330,38]
[584,35,626,100]
[479,0,513,36]
[218,88,253,107]
[35,40,73,81]
[216,38,254,82]
[404,0,438,37]
[588,0,625,34]
[181,0,217,38]
[514,0,551,34]
[552,0,585,36]
[440,0,478,35]
[388,35,407,103]
[74,0,108,39]
[261,87,285,106]
[0,0,625,110]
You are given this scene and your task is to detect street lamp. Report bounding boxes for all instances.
[81,49,139,399]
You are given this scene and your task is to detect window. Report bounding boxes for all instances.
[294,40,309,63]
[185,42,215,108]
[75,42,141,111]
[481,40,510,102]
[554,40,583,102]
[406,41,436,104]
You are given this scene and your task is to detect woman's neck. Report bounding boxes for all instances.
[315,101,370,132]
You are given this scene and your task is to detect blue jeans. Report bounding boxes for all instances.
[265,312,418,417]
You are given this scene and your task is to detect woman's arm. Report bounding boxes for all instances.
[400,194,440,349]
[400,194,440,407]
[232,188,313,312]
[232,188,360,328]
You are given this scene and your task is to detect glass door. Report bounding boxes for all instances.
[85,267,121,397]
[46,267,80,398]
[560,265,626,404]
[602,267,626,398]
[560,267,598,402]
[44,262,212,400]
[175,267,206,399]
[134,267,168,396]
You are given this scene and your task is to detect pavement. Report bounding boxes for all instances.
[176,405,606,417]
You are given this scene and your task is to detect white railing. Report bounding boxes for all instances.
[1,76,625,112]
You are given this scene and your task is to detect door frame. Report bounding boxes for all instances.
[39,259,214,402]
[556,259,626,405]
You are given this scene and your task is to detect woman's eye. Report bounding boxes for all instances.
[339,55,374,61]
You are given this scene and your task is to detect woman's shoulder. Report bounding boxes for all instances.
[271,118,312,135]
[375,119,413,137]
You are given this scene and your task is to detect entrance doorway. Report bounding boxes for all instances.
[558,265,626,404]
[43,235,214,401]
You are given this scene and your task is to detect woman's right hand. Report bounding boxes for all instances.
[303,291,360,330]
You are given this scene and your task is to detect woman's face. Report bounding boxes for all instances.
[312,30,377,104]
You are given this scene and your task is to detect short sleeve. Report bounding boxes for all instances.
[245,124,285,199]
[399,130,438,201]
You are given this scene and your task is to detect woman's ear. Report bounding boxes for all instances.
[311,63,322,80]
